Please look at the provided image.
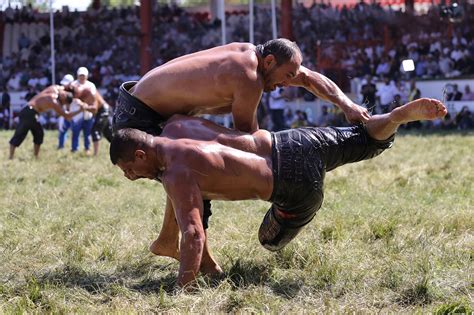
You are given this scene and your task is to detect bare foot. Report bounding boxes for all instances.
[149,237,180,261]
[200,259,223,276]
[200,251,223,276]
[390,98,447,124]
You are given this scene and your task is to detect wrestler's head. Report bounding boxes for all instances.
[110,128,159,181]
[257,38,303,92]
[58,91,74,105]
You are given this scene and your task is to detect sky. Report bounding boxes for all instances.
[1,0,93,12]
[50,0,92,11]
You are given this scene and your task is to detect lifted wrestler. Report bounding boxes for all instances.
[110,98,447,287]
[9,85,85,159]
[114,38,371,260]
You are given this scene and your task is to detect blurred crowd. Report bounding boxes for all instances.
[0,2,473,132]
[294,1,474,81]
[260,80,474,132]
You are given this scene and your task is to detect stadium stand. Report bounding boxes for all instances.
[0,2,473,130]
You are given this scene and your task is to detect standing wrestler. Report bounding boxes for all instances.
[9,85,85,159]
[113,38,371,262]
[110,98,447,287]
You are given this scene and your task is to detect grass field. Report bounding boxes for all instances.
[0,130,472,313]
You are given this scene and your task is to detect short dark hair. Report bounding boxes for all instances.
[256,38,302,65]
[64,92,73,104]
[109,128,146,165]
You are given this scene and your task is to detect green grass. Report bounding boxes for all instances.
[0,130,472,312]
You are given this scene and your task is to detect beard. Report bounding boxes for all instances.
[262,66,276,92]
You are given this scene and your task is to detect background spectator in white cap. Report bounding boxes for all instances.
[71,67,97,155]
[58,74,75,149]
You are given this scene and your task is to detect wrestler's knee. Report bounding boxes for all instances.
[258,206,308,252]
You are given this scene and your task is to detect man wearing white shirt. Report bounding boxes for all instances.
[268,87,287,131]
[377,78,397,114]
[71,67,96,154]
[450,45,464,63]
[439,50,454,77]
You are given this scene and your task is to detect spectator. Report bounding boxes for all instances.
[415,55,428,78]
[291,110,310,128]
[268,87,287,132]
[71,67,96,154]
[455,106,472,130]
[377,77,397,114]
[406,80,422,129]
[390,94,403,112]
[0,105,9,130]
[0,87,11,129]
[425,55,440,77]
[314,105,334,127]
[408,79,421,102]
[447,84,463,101]
[18,33,30,50]
[360,75,377,113]
[439,50,455,77]
[1,86,11,111]
[440,113,456,130]
[284,109,295,128]
[462,85,474,101]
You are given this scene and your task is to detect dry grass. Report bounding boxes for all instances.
[0,130,472,312]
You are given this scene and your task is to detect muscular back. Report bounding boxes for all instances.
[162,115,271,156]
[160,115,274,201]
[130,43,263,117]
[29,85,61,113]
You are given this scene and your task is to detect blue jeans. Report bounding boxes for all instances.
[58,119,71,149]
[72,118,94,152]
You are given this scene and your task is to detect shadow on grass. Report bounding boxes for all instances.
[226,259,272,288]
[34,263,177,295]
[225,259,303,298]
[270,279,303,299]
[14,259,305,299]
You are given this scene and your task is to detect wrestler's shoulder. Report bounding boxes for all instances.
[226,52,259,83]
[162,142,203,175]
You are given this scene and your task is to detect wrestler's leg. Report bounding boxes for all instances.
[9,145,16,160]
[33,144,40,158]
[150,199,222,274]
[366,98,447,141]
[149,197,180,260]
[200,231,223,276]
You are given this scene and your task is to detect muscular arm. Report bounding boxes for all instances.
[290,66,370,123]
[50,99,83,120]
[231,78,262,133]
[96,91,108,110]
[163,170,205,288]
[80,89,98,115]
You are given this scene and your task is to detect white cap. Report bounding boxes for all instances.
[77,67,89,76]
[60,74,74,86]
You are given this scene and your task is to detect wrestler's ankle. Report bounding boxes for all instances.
[149,239,179,258]
[200,262,223,275]
[388,107,405,125]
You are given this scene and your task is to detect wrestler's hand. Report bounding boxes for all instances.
[73,98,86,109]
[343,102,371,124]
